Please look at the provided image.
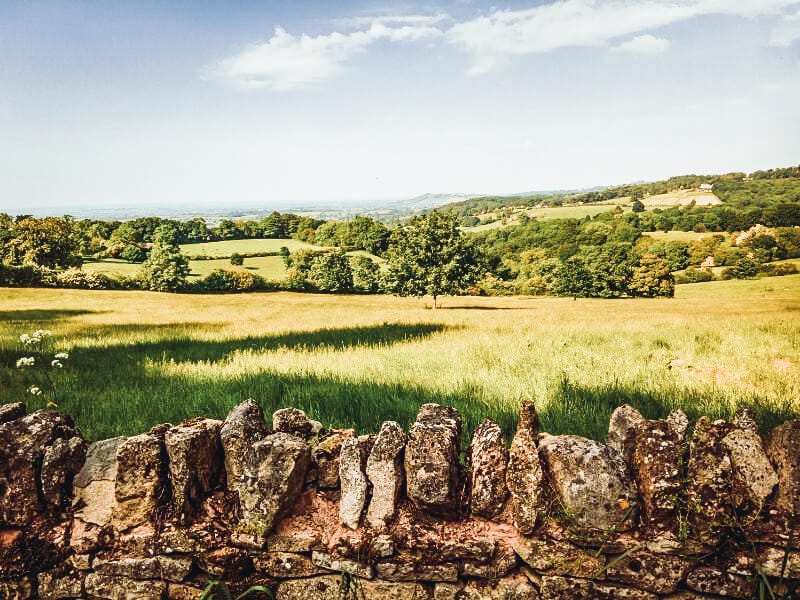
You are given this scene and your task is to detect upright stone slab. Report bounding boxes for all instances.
[607,404,647,463]
[468,418,508,519]
[538,434,638,533]
[365,421,406,529]
[238,432,310,537]
[273,407,322,441]
[404,404,462,516]
[312,429,355,489]
[506,402,544,533]
[40,436,87,508]
[220,399,269,490]
[765,419,800,517]
[339,435,374,529]
[73,437,125,527]
[165,418,223,524]
[112,428,167,532]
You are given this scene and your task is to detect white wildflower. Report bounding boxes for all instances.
[32,329,51,338]
[19,333,31,344]
[16,357,35,368]
[54,352,69,360]
[51,360,63,369]
[28,385,42,396]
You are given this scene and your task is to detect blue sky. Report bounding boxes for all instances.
[1,0,799,211]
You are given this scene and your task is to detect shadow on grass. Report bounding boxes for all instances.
[0,309,102,322]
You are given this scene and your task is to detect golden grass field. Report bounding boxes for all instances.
[1,275,798,442]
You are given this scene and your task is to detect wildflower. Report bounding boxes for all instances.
[16,357,35,368]
[54,352,69,360]
[32,329,51,338]
[19,333,31,344]
[51,360,63,369]
[28,385,42,396]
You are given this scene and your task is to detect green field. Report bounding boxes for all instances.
[2,276,798,442]
[464,204,622,232]
[179,238,321,257]
[642,230,725,242]
[187,256,287,279]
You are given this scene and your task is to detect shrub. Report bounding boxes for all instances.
[0,263,55,287]
[197,269,266,292]
[764,262,799,277]
[729,255,760,279]
[675,267,714,284]
[230,253,244,266]
[140,226,190,292]
[308,252,353,293]
[56,268,116,290]
[350,256,381,293]
[119,244,146,263]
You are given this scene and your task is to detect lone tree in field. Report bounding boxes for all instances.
[140,225,190,292]
[385,211,483,308]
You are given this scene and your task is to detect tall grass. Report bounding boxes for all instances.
[1,275,798,442]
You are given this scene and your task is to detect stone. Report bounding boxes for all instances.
[433,582,463,600]
[666,409,689,439]
[365,421,406,529]
[0,410,82,526]
[67,553,92,571]
[733,408,759,433]
[254,551,326,578]
[0,578,34,600]
[607,404,646,462]
[376,558,458,582]
[370,534,395,558]
[41,437,87,508]
[112,429,167,532]
[275,575,342,600]
[605,549,693,594]
[404,403,462,516]
[167,584,205,600]
[538,434,638,532]
[0,402,25,424]
[273,407,322,440]
[266,530,322,553]
[237,432,310,537]
[462,544,518,578]
[540,576,658,599]
[765,419,800,516]
[165,418,223,524]
[37,569,84,599]
[312,550,374,579]
[685,418,736,531]
[220,399,269,490]
[198,546,253,579]
[468,418,509,519]
[312,429,354,489]
[357,580,432,600]
[339,435,374,529]
[459,573,539,600]
[513,537,603,578]
[685,566,754,598]
[721,427,778,510]
[506,403,545,533]
[278,576,431,600]
[84,572,167,600]
[631,420,685,527]
[73,437,125,527]
[93,556,192,582]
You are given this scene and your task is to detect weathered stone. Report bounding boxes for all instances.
[468,418,509,519]
[726,546,800,578]
[237,432,310,537]
[685,418,736,531]
[112,429,167,532]
[608,404,646,462]
[733,408,758,433]
[37,569,84,599]
[370,534,395,558]
[339,435,374,529]
[513,537,603,578]
[685,566,754,598]
[462,544,518,578]
[376,558,458,582]
[0,578,34,600]
[357,580,432,600]
[165,418,223,524]
[277,576,432,600]
[273,407,322,440]
[220,399,269,490]
[41,437,87,508]
[93,556,192,582]
[198,546,253,579]
[605,549,693,594]
[538,434,638,532]
[404,403,462,516]
[365,421,406,529]
[254,551,326,578]
[666,409,689,439]
[0,403,25,424]
[0,410,81,526]
[540,576,658,600]
[506,403,545,533]
[68,518,109,555]
[312,550,374,578]
[631,420,685,527]
[167,584,204,600]
[266,530,323,553]
[84,572,167,600]
[275,575,342,600]
[765,419,800,516]
[460,573,539,600]
[312,429,354,489]
[433,582,463,600]
[721,427,778,510]
[73,437,124,527]
[67,553,92,571]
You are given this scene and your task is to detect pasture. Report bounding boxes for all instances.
[179,238,321,257]
[1,276,798,443]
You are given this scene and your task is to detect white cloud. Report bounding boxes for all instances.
[768,9,800,47]
[335,13,451,29]
[210,23,441,90]
[446,0,800,75]
[610,33,671,55]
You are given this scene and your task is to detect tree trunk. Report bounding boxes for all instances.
[432,295,437,309]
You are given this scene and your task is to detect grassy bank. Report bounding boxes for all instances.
[1,276,798,442]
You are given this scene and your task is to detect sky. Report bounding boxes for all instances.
[1,0,799,212]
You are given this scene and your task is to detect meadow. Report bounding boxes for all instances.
[1,275,798,443]
[178,238,321,257]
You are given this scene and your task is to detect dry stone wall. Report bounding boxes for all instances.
[1,399,799,599]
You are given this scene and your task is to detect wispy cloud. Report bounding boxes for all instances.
[768,8,800,47]
[209,23,441,90]
[447,0,800,75]
[609,34,671,55]
[334,13,451,29]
